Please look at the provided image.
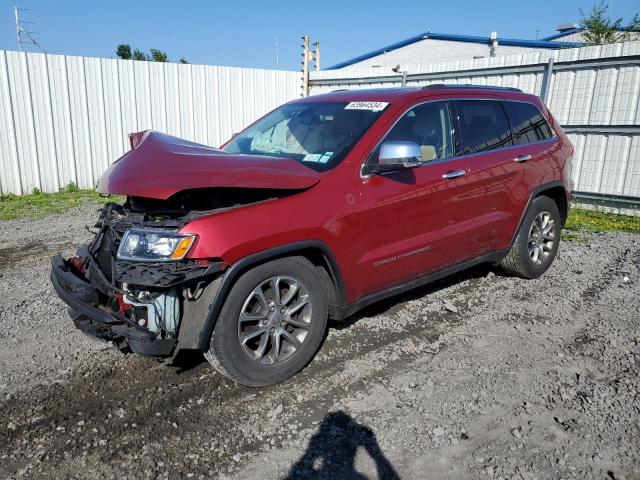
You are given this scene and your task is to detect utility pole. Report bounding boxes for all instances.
[300,36,321,97]
[14,6,21,51]
[301,36,310,97]
[313,41,320,71]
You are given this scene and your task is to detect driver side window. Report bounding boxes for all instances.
[384,101,454,162]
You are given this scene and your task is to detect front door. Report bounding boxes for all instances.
[356,100,478,296]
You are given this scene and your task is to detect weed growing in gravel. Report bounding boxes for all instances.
[0,183,122,220]
[560,231,591,243]
[565,208,640,235]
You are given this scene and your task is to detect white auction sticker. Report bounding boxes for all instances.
[344,101,389,112]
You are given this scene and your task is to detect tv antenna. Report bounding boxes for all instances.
[14,6,46,53]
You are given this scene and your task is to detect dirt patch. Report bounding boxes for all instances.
[0,240,76,269]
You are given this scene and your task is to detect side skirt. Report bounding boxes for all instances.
[328,249,508,321]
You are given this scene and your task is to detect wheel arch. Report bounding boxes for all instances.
[535,184,569,226]
[508,181,567,251]
[196,240,346,351]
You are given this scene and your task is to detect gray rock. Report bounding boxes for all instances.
[443,300,459,313]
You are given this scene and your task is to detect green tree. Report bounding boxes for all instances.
[579,2,640,44]
[116,44,188,63]
[149,49,168,62]
[116,44,132,60]
[132,49,148,61]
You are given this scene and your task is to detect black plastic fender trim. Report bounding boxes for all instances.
[195,240,347,351]
[329,249,509,321]
[509,180,567,248]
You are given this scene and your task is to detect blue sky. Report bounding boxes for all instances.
[1,0,638,70]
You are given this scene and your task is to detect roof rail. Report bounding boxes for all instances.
[422,84,523,93]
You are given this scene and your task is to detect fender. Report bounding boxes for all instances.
[196,240,346,351]
[508,180,567,249]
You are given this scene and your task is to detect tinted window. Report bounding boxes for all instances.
[504,101,554,144]
[378,101,454,162]
[454,100,512,155]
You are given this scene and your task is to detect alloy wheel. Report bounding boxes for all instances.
[237,275,312,365]
[528,211,556,266]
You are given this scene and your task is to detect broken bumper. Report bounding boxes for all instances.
[50,255,176,357]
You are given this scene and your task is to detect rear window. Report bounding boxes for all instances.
[454,100,512,155]
[504,101,554,144]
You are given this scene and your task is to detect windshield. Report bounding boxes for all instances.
[223,101,388,171]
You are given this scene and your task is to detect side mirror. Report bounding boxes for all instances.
[367,141,422,174]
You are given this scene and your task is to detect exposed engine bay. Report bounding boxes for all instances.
[50,187,294,358]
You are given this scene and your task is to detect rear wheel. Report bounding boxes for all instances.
[205,257,327,387]
[500,195,561,279]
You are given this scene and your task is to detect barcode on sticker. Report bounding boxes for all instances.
[345,101,389,112]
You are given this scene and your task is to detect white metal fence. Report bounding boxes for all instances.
[0,51,300,194]
[2,44,640,202]
[310,41,640,201]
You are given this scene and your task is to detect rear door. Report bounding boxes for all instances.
[502,99,560,236]
[449,99,520,253]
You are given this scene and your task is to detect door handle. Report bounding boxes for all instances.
[442,169,466,179]
[515,154,533,162]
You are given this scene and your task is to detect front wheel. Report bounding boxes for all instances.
[499,195,561,279]
[205,257,328,387]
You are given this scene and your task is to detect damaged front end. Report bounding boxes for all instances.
[51,130,321,359]
[51,197,225,358]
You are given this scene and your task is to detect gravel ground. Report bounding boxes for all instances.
[0,206,638,480]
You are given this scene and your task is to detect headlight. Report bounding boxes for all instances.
[117,228,197,262]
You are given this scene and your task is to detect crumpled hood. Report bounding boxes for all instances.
[96,131,320,200]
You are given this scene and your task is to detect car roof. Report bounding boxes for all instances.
[295,85,541,104]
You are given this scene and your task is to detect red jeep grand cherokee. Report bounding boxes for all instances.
[51,85,573,386]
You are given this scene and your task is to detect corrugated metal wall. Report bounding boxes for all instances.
[2,45,639,199]
[310,41,640,199]
[0,51,300,194]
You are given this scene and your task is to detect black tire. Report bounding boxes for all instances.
[500,195,561,279]
[204,256,328,387]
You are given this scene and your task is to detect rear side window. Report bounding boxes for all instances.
[504,101,554,144]
[454,100,512,155]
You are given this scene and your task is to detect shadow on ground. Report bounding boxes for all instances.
[173,263,498,373]
[331,263,496,331]
[284,410,400,480]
